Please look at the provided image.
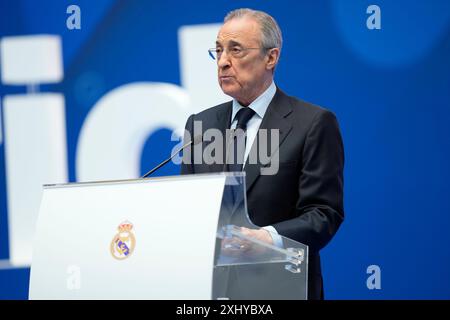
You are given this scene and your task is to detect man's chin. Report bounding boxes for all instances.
[220,85,239,98]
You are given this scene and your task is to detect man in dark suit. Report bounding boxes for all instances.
[180,8,344,300]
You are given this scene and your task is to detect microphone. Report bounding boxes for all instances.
[141,134,203,178]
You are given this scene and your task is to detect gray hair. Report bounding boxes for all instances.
[224,8,283,54]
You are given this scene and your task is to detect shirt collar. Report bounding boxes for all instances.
[231,81,276,122]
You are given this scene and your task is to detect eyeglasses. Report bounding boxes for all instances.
[208,46,267,60]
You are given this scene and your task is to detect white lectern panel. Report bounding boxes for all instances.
[29,175,226,299]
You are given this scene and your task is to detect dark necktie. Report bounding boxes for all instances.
[226,107,256,172]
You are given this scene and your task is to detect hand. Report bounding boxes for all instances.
[239,227,274,246]
[221,226,274,257]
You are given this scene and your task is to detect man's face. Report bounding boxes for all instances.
[216,17,272,105]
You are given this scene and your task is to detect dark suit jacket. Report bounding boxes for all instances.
[180,88,344,299]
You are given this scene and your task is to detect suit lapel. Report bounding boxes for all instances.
[244,88,293,192]
[207,101,232,173]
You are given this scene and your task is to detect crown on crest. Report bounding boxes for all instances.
[118,221,133,232]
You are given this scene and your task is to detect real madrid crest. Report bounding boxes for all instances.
[110,221,136,260]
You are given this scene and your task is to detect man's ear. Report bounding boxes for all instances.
[266,48,280,71]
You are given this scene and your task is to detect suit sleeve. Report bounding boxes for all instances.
[272,110,345,253]
[180,114,195,175]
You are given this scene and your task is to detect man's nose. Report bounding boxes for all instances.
[217,51,231,68]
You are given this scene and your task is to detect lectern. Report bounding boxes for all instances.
[29,173,308,299]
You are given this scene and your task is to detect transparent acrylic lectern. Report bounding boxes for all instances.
[29,172,308,299]
[213,173,308,300]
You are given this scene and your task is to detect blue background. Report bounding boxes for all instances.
[1,0,450,299]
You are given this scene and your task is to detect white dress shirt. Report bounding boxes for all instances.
[229,81,283,247]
